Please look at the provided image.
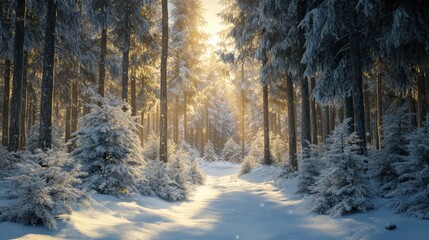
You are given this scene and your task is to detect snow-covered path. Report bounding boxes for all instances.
[1,162,429,239]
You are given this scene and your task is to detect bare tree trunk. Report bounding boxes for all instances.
[376,64,382,149]
[99,27,107,98]
[71,81,78,134]
[409,95,417,127]
[9,0,26,151]
[174,95,179,144]
[417,73,426,127]
[323,106,330,141]
[364,83,371,144]
[19,52,28,148]
[184,91,187,143]
[122,6,130,105]
[345,95,354,132]
[131,73,136,116]
[159,0,169,162]
[263,85,271,165]
[39,0,56,150]
[310,78,317,145]
[2,60,11,147]
[329,106,335,132]
[65,83,71,143]
[286,76,297,170]
[316,104,322,143]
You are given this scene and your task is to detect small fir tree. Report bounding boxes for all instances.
[311,119,374,217]
[221,137,241,163]
[203,140,218,162]
[297,143,322,194]
[71,95,144,197]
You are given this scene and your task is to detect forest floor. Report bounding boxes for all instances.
[1,161,429,240]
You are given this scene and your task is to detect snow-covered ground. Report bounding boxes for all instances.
[1,162,428,239]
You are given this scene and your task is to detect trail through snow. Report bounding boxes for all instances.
[1,162,428,239]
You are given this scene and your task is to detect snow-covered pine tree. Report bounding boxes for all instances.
[166,149,194,200]
[390,115,429,219]
[371,103,415,197]
[0,150,90,229]
[203,140,218,162]
[221,137,241,163]
[311,119,374,217]
[297,143,322,194]
[142,134,177,161]
[71,95,144,197]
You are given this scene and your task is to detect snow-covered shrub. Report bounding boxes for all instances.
[239,155,259,176]
[141,149,205,201]
[0,150,89,229]
[180,142,201,160]
[203,140,218,162]
[311,119,374,217]
[390,115,429,219]
[297,143,322,194]
[270,133,287,165]
[26,120,64,153]
[371,104,414,197]
[221,137,241,163]
[71,95,144,197]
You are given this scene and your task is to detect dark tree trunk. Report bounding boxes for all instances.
[99,27,107,98]
[122,6,131,104]
[417,73,427,127]
[19,52,28,148]
[350,4,366,154]
[409,95,417,127]
[310,78,318,145]
[241,90,245,159]
[345,95,354,133]
[2,60,11,147]
[39,0,56,150]
[65,83,71,143]
[316,104,322,143]
[159,0,168,162]
[364,83,371,144]
[323,106,330,141]
[376,64,382,149]
[131,73,136,116]
[263,85,271,165]
[286,76,297,170]
[9,0,26,151]
[330,106,335,132]
[71,81,78,134]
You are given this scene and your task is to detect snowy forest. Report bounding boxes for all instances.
[0,0,429,239]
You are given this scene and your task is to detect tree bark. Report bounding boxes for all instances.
[409,95,417,127]
[2,60,11,147]
[9,0,26,151]
[159,0,169,162]
[310,78,318,145]
[99,27,107,98]
[364,83,371,144]
[376,64,382,149]
[263,85,271,165]
[286,76,297,170]
[323,106,330,141]
[131,73,136,116]
[184,91,187,143]
[122,6,131,104]
[19,52,28,148]
[417,73,426,127]
[345,95,354,132]
[174,95,179,144]
[71,81,78,134]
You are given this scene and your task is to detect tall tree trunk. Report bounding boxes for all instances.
[316,104,323,143]
[417,73,426,127]
[65,83,71,143]
[184,91,187,143]
[323,106,330,141]
[241,90,245,159]
[131,73,136,116]
[286,76,297,170]
[2,60,11,147]
[409,95,417,127]
[350,4,366,154]
[310,78,318,145]
[174,95,179,144]
[364,83,371,144]
[39,0,56,150]
[263,85,271,165]
[71,81,78,134]
[9,0,26,151]
[122,7,131,104]
[99,27,107,98]
[376,63,382,149]
[140,110,145,146]
[159,0,168,162]
[19,52,28,148]
[330,106,335,132]
[345,95,354,132]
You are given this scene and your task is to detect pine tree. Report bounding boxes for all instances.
[0,150,90,229]
[371,103,415,197]
[311,119,374,217]
[390,115,429,219]
[221,137,241,163]
[297,143,322,194]
[71,95,144,197]
[203,140,218,162]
